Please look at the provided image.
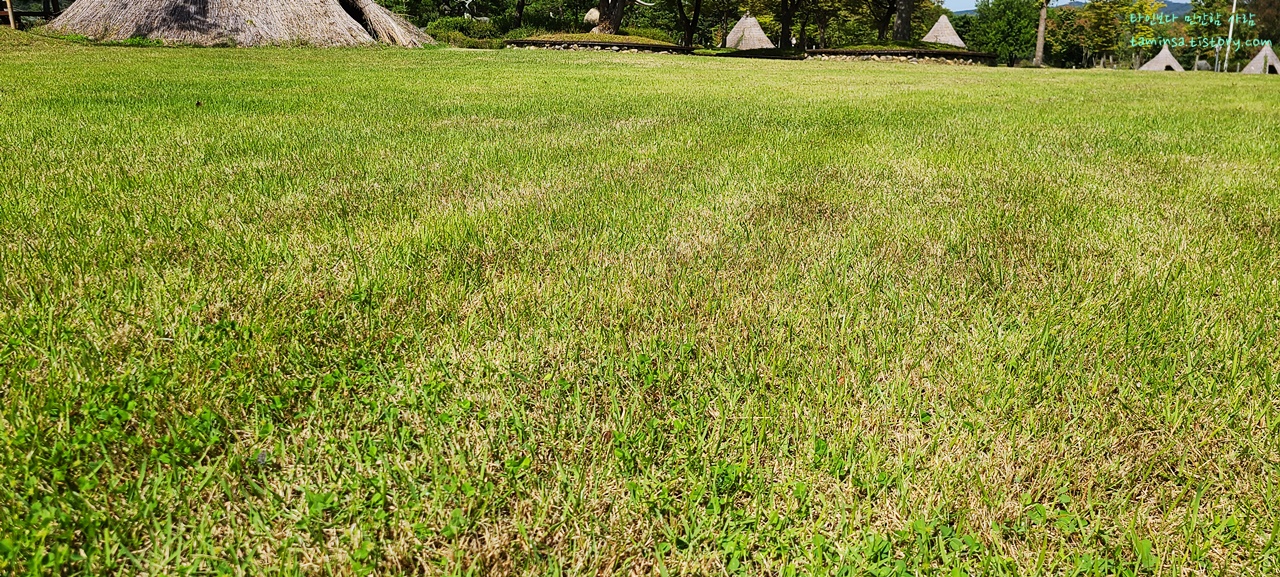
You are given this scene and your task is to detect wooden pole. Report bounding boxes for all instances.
[1224,0,1239,69]
[5,0,16,29]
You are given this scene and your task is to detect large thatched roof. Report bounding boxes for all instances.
[47,0,432,47]
[921,15,964,48]
[1138,45,1184,71]
[726,14,773,50]
[1242,44,1279,74]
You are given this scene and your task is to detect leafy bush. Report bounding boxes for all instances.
[621,27,675,45]
[970,0,1039,65]
[426,16,498,39]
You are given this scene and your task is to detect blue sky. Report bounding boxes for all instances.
[942,0,980,12]
[942,0,1074,15]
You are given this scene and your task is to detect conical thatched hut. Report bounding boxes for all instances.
[1138,45,1184,71]
[47,0,431,47]
[726,13,773,50]
[1242,44,1279,74]
[921,15,965,48]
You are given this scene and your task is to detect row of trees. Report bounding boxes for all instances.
[956,0,1278,68]
[381,0,1278,67]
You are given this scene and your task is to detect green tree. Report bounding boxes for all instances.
[972,0,1040,64]
[1187,0,1230,66]
[1127,0,1165,67]
[664,0,704,45]
[1046,5,1088,65]
[1080,0,1126,66]
[951,12,976,41]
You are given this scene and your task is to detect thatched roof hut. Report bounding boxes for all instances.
[1241,44,1279,74]
[921,15,965,48]
[726,13,773,50]
[46,0,431,47]
[1138,45,1184,71]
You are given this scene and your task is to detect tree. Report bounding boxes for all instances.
[778,0,802,47]
[1187,0,1230,67]
[1126,0,1164,67]
[856,0,898,40]
[1257,0,1280,42]
[1079,0,1126,66]
[513,0,527,26]
[670,0,701,44]
[799,0,844,47]
[972,0,1039,65]
[591,0,636,33]
[1033,0,1048,65]
[1045,5,1088,65]
[665,0,703,45]
[893,0,913,40]
[951,12,976,41]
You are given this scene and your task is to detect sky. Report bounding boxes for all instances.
[942,0,980,13]
[941,0,1074,15]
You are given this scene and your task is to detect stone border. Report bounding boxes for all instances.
[810,54,987,65]
[713,51,806,61]
[808,48,996,64]
[505,39,693,54]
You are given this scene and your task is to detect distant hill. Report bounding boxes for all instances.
[954,2,1193,16]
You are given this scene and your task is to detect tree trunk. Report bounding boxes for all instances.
[720,11,728,47]
[674,0,689,44]
[514,0,526,27]
[592,0,629,34]
[672,0,702,47]
[798,11,808,49]
[689,0,701,46]
[779,0,792,48]
[876,9,892,40]
[1032,0,1047,66]
[892,0,912,41]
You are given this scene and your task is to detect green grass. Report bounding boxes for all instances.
[2,29,1280,575]
[523,32,678,46]
[0,27,69,47]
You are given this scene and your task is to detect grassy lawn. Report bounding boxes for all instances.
[2,31,1279,575]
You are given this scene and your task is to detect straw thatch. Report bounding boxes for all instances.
[47,0,432,47]
[1138,45,1184,71]
[726,13,773,50]
[921,15,965,48]
[1242,44,1279,74]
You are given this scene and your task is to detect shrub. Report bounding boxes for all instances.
[426,16,497,39]
[620,27,675,45]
